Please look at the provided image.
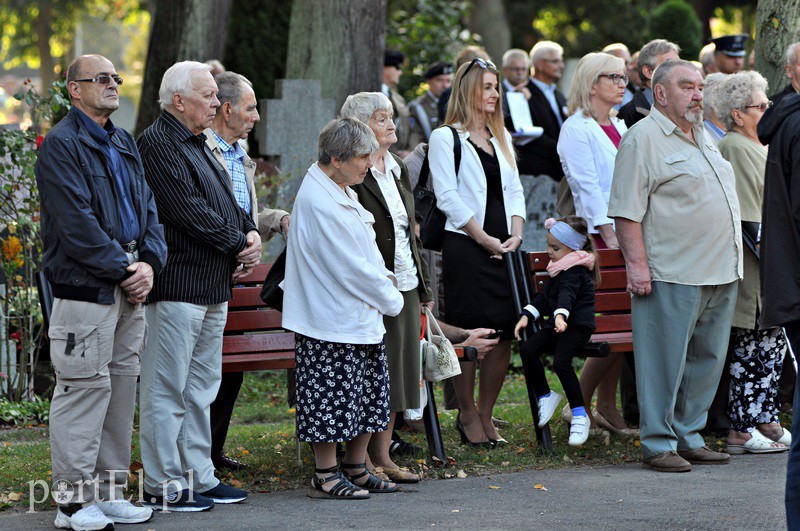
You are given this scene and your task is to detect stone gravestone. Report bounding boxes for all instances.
[520,175,560,252]
[255,79,336,259]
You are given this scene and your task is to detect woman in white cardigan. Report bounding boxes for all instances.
[429,58,525,446]
[556,52,634,438]
[282,118,404,500]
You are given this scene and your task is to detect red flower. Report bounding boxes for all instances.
[36,135,44,149]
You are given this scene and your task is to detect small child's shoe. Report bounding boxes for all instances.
[537,392,563,428]
[569,414,590,446]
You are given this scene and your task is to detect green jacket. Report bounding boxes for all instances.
[352,154,433,302]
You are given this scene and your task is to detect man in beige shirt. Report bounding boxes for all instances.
[608,59,742,473]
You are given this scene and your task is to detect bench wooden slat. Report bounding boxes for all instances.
[595,314,632,334]
[225,309,284,332]
[595,291,631,312]
[221,353,295,372]
[228,286,268,309]
[223,332,296,355]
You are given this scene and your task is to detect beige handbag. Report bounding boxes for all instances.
[422,308,461,382]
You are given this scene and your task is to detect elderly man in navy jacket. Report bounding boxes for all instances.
[36,54,167,529]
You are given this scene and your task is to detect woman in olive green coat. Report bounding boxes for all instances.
[342,92,434,483]
[716,71,790,455]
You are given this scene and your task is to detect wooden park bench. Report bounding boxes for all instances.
[526,248,633,353]
[223,263,476,463]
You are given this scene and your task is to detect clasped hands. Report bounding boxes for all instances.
[480,233,522,259]
[233,230,262,282]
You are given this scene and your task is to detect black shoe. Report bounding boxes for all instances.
[142,488,214,512]
[213,452,248,471]
[455,416,493,448]
[389,432,422,456]
[199,482,248,504]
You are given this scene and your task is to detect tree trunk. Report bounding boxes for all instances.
[285,0,387,108]
[36,0,55,90]
[469,0,511,63]
[135,0,233,134]
[755,0,800,94]
[688,0,716,45]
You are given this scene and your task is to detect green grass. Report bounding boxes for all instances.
[0,365,758,512]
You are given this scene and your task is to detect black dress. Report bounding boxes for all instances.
[441,139,516,339]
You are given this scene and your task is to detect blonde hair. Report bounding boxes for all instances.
[567,52,626,120]
[445,60,516,168]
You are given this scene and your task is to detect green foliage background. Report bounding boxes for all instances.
[648,0,703,59]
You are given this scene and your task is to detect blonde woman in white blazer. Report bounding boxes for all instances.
[556,52,637,439]
[283,118,404,500]
[429,58,525,447]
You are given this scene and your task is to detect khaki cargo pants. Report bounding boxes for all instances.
[49,285,144,504]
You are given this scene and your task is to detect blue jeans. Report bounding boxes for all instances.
[784,322,800,529]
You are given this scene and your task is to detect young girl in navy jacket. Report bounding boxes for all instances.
[514,216,600,446]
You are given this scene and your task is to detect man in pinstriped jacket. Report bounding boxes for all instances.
[137,60,259,512]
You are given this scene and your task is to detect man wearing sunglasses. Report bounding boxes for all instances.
[36,54,167,529]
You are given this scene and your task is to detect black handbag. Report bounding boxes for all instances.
[259,247,286,311]
[413,125,461,251]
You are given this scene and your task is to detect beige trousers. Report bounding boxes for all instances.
[49,286,144,504]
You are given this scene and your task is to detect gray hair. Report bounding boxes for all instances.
[715,71,769,131]
[530,41,563,64]
[318,117,378,165]
[787,42,800,67]
[651,59,697,96]
[701,72,727,119]
[502,48,530,67]
[699,43,716,69]
[602,43,631,58]
[158,61,211,110]
[215,72,253,114]
[639,39,681,80]
[339,92,392,124]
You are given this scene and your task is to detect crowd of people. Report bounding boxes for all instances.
[33,27,800,529]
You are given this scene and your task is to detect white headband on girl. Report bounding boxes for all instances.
[544,218,587,251]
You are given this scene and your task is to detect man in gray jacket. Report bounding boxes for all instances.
[36,54,167,529]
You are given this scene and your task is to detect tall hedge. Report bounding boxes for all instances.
[648,0,703,60]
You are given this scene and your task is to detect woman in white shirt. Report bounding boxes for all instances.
[282,118,404,500]
[429,58,526,446]
[341,92,433,483]
[557,52,634,438]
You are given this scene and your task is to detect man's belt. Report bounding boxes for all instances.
[121,241,138,253]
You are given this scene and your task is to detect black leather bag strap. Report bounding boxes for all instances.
[448,125,461,175]
[417,126,462,189]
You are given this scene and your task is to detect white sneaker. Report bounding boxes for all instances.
[95,500,153,524]
[54,504,114,530]
[569,414,591,446]
[537,392,563,428]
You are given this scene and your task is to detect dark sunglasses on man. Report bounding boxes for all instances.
[73,75,124,86]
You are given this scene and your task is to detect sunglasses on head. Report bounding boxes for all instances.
[463,58,496,77]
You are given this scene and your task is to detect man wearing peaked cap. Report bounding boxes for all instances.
[712,34,749,74]
[383,49,413,156]
[408,61,454,147]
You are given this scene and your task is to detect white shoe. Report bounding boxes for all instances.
[536,392,563,428]
[569,414,591,446]
[95,500,153,524]
[54,504,114,530]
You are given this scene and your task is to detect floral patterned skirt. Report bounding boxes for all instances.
[294,333,390,442]
[727,327,786,432]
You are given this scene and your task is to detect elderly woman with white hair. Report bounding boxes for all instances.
[340,92,432,483]
[555,52,636,439]
[715,72,790,455]
[702,72,729,143]
[282,117,404,499]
